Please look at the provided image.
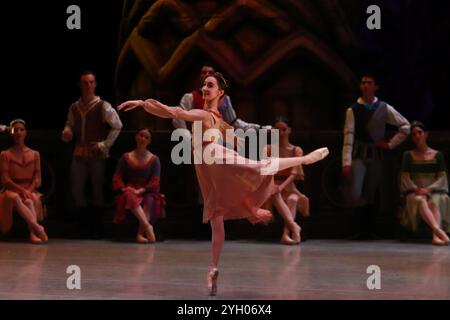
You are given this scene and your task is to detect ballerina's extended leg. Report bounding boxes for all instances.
[261,148,329,175]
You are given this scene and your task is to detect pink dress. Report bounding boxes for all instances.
[194,111,277,224]
[0,148,44,233]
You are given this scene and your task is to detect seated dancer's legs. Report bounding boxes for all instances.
[12,195,47,243]
[130,206,155,243]
[428,201,449,244]
[298,194,310,217]
[24,199,45,244]
[418,199,449,244]
[273,193,301,244]
[280,195,300,245]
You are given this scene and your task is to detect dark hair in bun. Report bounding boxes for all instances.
[411,121,426,132]
[212,72,229,91]
[274,116,291,128]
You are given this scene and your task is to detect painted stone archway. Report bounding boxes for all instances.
[116,0,358,130]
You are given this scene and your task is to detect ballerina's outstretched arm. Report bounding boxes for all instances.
[117,99,211,123]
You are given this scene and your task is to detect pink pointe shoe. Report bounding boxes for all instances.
[432,236,446,246]
[136,234,149,244]
[207,267,219,296]
[35,226,48,243]
[301,147,329,165]
[433,228,450,245]
[30,232,43,245]
[288,222,301,244]
[144,225,156,243]
[280,234,297,245]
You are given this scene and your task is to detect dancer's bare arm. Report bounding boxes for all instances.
[117,99,210,123]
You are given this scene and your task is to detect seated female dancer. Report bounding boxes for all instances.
[0,119,48,244]
[400,121,449,245]
[112,127,164,243]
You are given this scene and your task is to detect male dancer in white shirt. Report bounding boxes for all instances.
[62,71,123,238]
[342,74,410,239]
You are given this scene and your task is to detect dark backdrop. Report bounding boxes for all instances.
[1,0,123,129]
[1,0,449,129]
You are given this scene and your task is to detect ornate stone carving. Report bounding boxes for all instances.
[116,0,358,129]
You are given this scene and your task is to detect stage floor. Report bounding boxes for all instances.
[0,239,448,300]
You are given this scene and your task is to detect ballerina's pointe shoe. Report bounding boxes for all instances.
[434,228,450,244]
[289,222,301,244]
[145,225,156,243]
[432,236,446,246]
[443,232,450,244]
[136,234,149,244]
[207,268,219,296]
[280,234,297,245]
[35,226,48,243]
[30,232,43,245]
[302,147,329,165]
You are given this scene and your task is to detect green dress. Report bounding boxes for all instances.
[399,151,450,232]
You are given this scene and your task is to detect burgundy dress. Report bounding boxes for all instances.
[112,152,164,224]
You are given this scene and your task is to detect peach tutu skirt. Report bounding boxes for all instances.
[195,144,328,224]
[195,143,275,224]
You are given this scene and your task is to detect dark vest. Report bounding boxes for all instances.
[352,100,388,144]
[72,100,107,146]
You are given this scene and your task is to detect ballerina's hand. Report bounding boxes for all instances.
[117,100,144,112]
